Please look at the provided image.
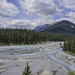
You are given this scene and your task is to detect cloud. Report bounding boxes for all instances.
[53,0,75,24]
[16,0,57,28]
[0,17,35,29]
[0,15,54,29]
[55,11,75,23]
[33,16,54,26]
[0,0,56,29]
[0,0,75,29]
[8,19,35,29]
[0,0,19,17]
[67,12,75,19]
[58,0,75,11]
[64,12,75,23]
[63,0,75,11]
[18,0,58,16]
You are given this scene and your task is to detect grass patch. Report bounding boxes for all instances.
[64,51,75,56]
[67,71,75,75]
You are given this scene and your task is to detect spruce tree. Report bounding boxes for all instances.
[22,63,32,75]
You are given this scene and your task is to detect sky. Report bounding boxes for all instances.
[0,0,75,29]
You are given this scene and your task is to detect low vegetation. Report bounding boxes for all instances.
[67,71,75,75]
[64,51,75,56]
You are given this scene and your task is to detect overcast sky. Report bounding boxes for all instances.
[0,0,75,29]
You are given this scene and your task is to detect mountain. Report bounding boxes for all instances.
[34,21,61,32]
[34,24,50,32]
[40,20,75,35]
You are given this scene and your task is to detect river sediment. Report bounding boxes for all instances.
[0,42,68,75]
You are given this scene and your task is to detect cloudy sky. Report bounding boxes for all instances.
[0,0,75,29]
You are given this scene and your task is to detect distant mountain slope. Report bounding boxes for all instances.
[40,20,75,35]
[34,24,50,32]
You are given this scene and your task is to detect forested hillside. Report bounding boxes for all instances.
[63,35,75,54]
[40,20,75,35]
[0,28,70,45]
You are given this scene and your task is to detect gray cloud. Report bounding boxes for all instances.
[34,2,57,16]
[57,0,75,11]
[0,0,19,17]
[18,0,58,16]
[0,17,35,29]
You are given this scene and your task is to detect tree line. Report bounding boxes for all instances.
[63,35,75,53]
[0,28,71,45]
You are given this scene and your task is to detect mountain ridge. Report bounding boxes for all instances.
[34,20,75,35]
[34,24,50,32]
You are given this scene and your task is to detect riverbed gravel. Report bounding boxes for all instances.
[0,42,68,75]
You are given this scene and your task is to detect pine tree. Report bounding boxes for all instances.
[22,63,32,75]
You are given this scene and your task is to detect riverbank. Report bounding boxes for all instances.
[0,41,51,47]
[56,50,75,70]
[64,51,75,56]
[0,42,68,75]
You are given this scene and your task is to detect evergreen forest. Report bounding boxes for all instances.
[0,28,71,45]
[63,35,75,54]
